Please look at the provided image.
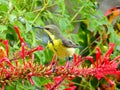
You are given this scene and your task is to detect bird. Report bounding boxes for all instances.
[34,25,79,60]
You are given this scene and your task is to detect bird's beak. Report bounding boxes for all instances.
[33,26,44,30]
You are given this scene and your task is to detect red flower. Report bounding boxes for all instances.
[64,86,76,90]
[14,26,25,44]
[3,40,9,57]
[0,26,120,90]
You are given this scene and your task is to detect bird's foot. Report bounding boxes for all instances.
[51,58,59,73]
[63,56,73,71]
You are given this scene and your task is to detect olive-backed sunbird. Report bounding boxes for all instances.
[34,25,79,59]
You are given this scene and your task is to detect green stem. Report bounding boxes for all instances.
[31,0,48,25]
[70,6,84,23]
[33,3,57,13]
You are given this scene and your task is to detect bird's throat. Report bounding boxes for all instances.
[44,30,55,40]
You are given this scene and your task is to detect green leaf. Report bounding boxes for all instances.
[0,25,7,32]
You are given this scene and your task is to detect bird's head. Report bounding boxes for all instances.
[44,25,61,36]
[34,25,62,38]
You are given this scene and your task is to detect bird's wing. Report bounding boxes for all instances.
[62,39,78,48]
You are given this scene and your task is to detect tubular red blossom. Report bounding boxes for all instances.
[3,40,9,57]
[94,68,104,80]
[64,82,76,90]
[73,54,82,67]
[50,76,64,90]
[65,61,70,69]
[28,62,33,69]
[54,76,63,84]
[115,71,120,75]
[104,76,115,86]
[105,43,115,57]
[64,86,76,90]
[85,56,95,66]
[45,69,53,75]
[28,73,34,86]
[112,55,120,62]
[21,42,25,61]
[73,54,77,64]
[0,57,13,68]
[96,47,101,67]
[14,26,24,44]
[28,62,34,70]
[44,83,52,89]
[2,84,4,90]
[15,60,18,67]
[26,45,44,55]
[6,73,11,79]
[31,54,34,62]
[28,77,34,86]
[0,67,10,77]
[103,57,110,65]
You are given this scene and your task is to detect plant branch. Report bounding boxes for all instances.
[70,6,84,23]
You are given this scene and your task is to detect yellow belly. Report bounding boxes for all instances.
[47,39,75,58]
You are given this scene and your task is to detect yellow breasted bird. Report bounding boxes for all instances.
[34,25,79,59]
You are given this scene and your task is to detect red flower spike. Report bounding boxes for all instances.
[64,82,76,90]
[44,83,52,89]
[73,55,82,67]
[26,45,44,55]
[36,45,44,51]
[15,60,18,67]
[28,62,33,69]
[24,64,27,70]
[85,56,95,66]
[50,76,64,90]
[112,55,120,62]
[65,61,70,69]
[104,76,114,86]
[2,84,4,90]
[77,56,82,66]
[46,69,53,75]
[1,67,9,76]
[73,54,77,64]
[94,69,104,80]
[64,86,76,90]
[96,47,101,67]
[1,26,120,90]
[54,76,63,84]
[6,73,11,79]
[103,57,109,65]
[28,77,34,86]
[105,43,115,57]
[31,54,34,62]
[0,57,13,68]
[14,26,24,44]
[3,40,9,57]
[21,42,25,60]
[28,73,34,86]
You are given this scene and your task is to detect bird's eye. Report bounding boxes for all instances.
[45,28,50,30]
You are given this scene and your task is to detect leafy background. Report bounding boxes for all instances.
[0,0,120,90]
